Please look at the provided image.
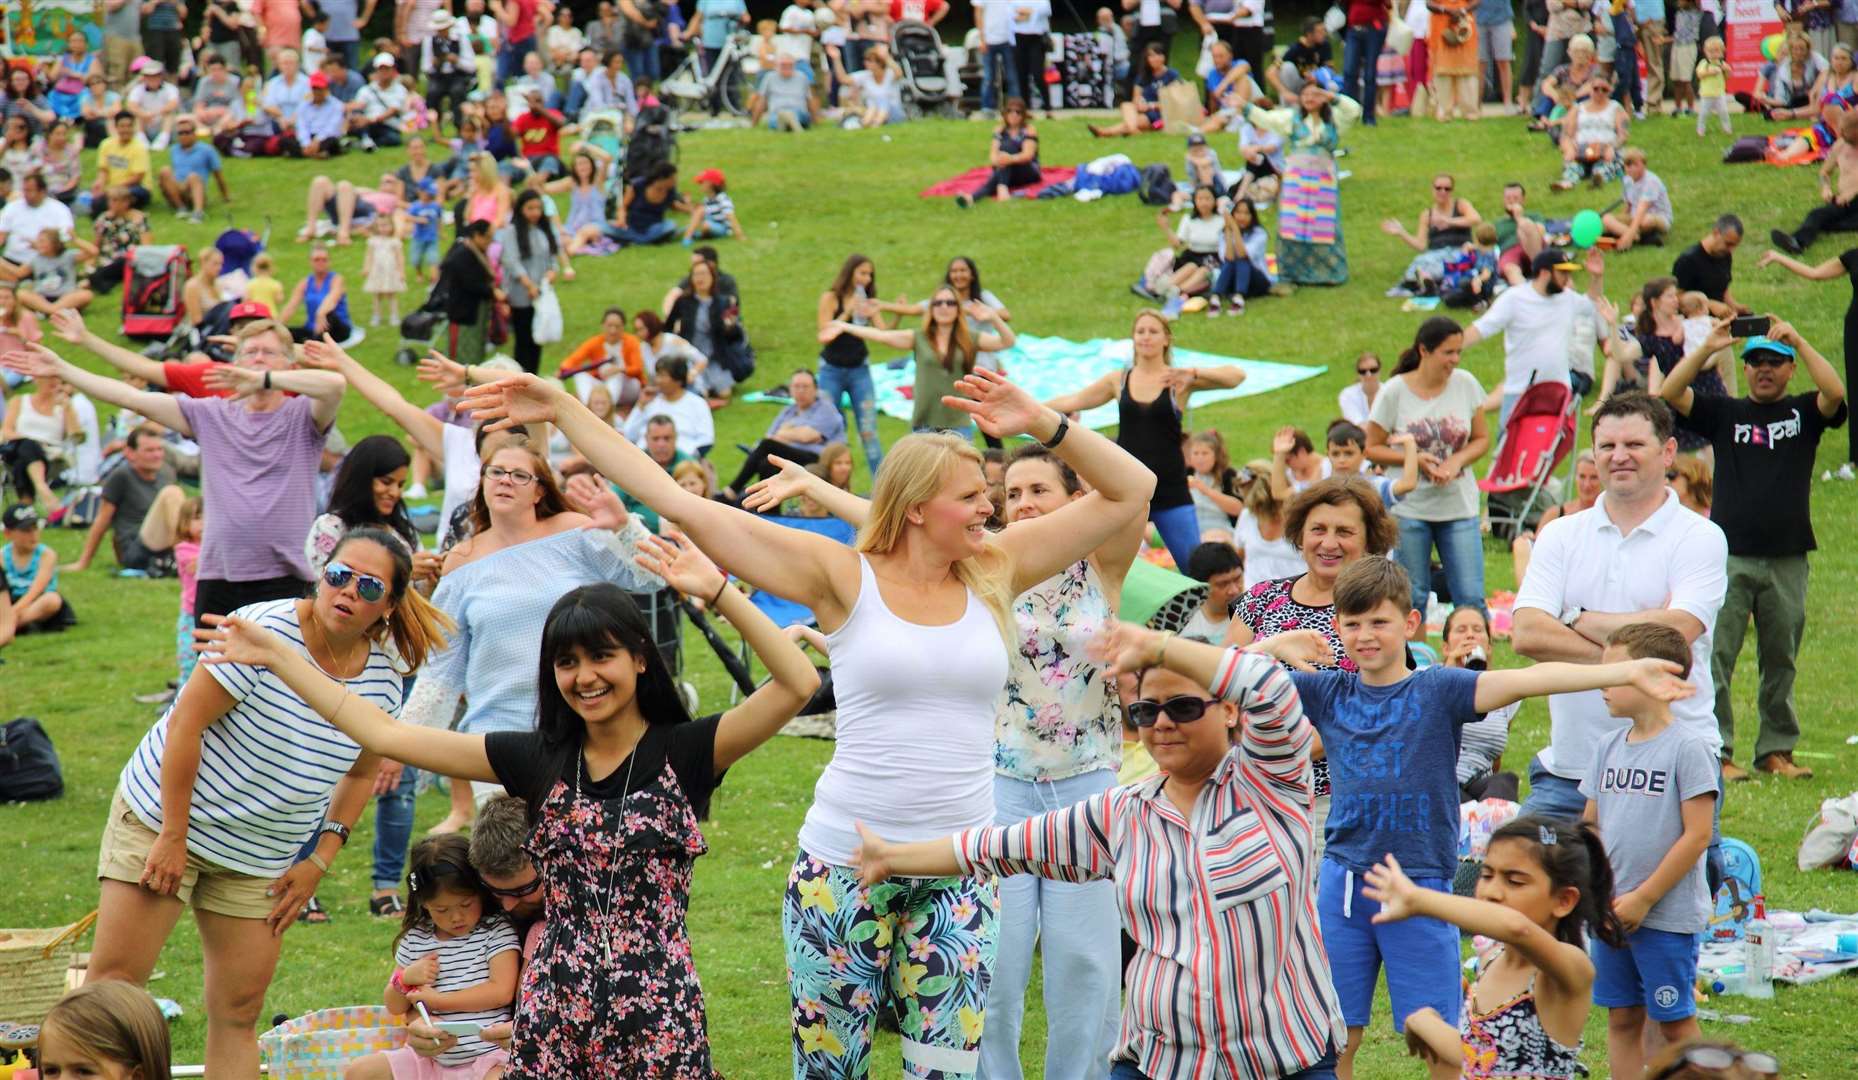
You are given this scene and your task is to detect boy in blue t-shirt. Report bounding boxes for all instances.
[1250,556,1696,1078]
[407,181,445,284]
[156,119,227,224]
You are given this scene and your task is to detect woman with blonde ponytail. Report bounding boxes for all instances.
[454,364,1156,1080]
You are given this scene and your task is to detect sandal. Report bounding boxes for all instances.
[370,894,406,919]
[298,896,332,924]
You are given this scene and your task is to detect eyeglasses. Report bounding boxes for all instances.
[1126,694,1217,728]
[1357,365,1380,376]
[484,465,539,486]
[930,298,959,308]
[1647,1047,1779,1080]
[483,873,543,899]
[323,561,387,603]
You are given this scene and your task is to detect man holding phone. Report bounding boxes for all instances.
[1659,318,1848,783]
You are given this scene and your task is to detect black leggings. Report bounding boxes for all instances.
[1013,33,1047,110]
[194,575,308,621]
[510,305,539,372]
[727,439,820,494]
[975,162,1041,198]
[1,438,55,500]
[290,314,353,345]
[1786,201,1858,251]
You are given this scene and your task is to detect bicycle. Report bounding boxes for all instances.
[660,30,758,117]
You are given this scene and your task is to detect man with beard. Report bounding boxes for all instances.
[1659,319,1847,783]
[1463,247,1584,430]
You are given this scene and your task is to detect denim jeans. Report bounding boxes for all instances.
[1342,24,1387,123]
[372,764,420,890]
[979,42,1020,111]
[1212,257,1271,299]
[1150,502,1202,571]
[979,771,1120,1080]
[1393,514,1485,615]
[624,44,662,82]
[496,36,536,85]
[1519,755,1589,822]
[601,219,679,247]
[815,361,883,477]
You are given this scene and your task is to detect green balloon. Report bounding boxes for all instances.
[1570,209,1603,248]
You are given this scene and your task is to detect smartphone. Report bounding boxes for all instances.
[436,1022,484,1037]
[1730,315,1771,339]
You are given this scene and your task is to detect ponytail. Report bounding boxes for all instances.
[1394,316,1464,376]
[330,527,457,675]
[1488,814,1627,950]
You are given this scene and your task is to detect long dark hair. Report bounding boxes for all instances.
[1394,315,1465,376]
[828,253,875,307]
[943,255,983,301]
[396,833,499,952]
[510,189,558,260]
[526,583,693,820]
[326,434,415,545]
[1486,815,1627,950]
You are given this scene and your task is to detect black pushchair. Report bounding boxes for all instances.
[622,104,679,188]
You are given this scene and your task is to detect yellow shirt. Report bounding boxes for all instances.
[246,275,285,314]
[1696,59,1727,98]
[1118,736,1160,786]
[98,134,151,188]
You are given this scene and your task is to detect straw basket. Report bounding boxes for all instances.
[258,1006,408,1080]
[0,911,97,1027]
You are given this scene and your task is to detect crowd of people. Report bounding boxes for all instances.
[2,3,1854,1080]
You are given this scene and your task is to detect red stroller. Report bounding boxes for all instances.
[121,245,192,339]
[1480,380,1579,538]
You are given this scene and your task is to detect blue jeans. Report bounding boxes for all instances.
[1150,502,1201,571]
[979,771,1121,1080]
[1394,514,1485,616]
[1341,24,1386,123]
[624,44,662,82]
[1112,1052,1337,1080]
[496,35,536,85]
[815,361,883,477]
[1212,257,1271,299]
[602,219,679,246]
[372,764,420,891]
[979,42,1020,111]
[1520,756,1589,821]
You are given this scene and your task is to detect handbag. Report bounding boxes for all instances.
[1388,15,1416,55]
[0,718,64,802]
[532,284,564,344]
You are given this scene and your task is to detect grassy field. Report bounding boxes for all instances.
[4,105,1857,1079]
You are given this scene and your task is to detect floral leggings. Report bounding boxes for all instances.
[783,852,999,1080]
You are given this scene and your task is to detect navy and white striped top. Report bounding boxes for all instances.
[395,918,520,1066]
[121,598,405,878]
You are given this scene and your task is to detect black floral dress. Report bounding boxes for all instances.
[1638,328,1722,453]
[488,721,723,1080]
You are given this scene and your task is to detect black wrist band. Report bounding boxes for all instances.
[263,371,272,390]
[1040,413,1070,450]
[320,821,352,844]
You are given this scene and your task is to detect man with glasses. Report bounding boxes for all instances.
[1672,213,1751,318]
[1658,318,1847,783]
[157,119,229,225]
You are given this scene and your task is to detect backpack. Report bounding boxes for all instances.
[1138,163,1176,206]
[1709,836,1762,942]
[0,718,63,802]
[719,338,756,382]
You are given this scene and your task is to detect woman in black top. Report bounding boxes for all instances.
[1042,309,1245,567]
[814,253,890,478]
[958,97,1040,207]
[664,258,746,405]
[1380,172,1483,251]
[197,538,819,1079]
[437,220,501,366]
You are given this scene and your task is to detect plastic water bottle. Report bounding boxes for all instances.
[1744,894,1775,1000]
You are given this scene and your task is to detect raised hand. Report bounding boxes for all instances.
[564,472,628,531]
[633,532,724,601]
[297,334,353,371]
[740,454,815,513]
[1086,620,1165,678]
[817,320,848,345]
[1248,628,1335,671]
[0,345,62,380]
[1362,853,1422,923]
[194,612,291,669]
[418,351,469,396]
[1623,657,1695,702]
[201,363,264,398]
[48,307,87,344]
[943,368,1046,439]
[456,373,567,432]
[1271,425,1297,456]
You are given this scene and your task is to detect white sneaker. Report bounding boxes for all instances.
[1206,296,1222,317]
[1837,463,1856,481]
[404,481,430,500]
[1226,296,1245,316]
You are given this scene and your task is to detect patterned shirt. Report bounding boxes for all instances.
[993,558,1121,782]
[957,648,1344,1080]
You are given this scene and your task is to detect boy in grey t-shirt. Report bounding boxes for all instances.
[1580,622,1719,1080]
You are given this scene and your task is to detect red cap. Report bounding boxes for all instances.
[309,71,330,89]
[693,168,725,187]
[229,301,272,321]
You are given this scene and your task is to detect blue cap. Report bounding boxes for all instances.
[1740,336,1796,361]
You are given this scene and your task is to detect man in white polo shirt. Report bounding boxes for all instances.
[1512,391,1727,842]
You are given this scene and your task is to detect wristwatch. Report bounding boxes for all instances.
[1560,605,1584,627]
[320,821,353,845]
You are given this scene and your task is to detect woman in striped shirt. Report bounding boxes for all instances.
[854,627,1347,1080]
[87,527,454,1080]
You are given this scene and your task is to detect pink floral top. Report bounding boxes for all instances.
[994,558,1121,783]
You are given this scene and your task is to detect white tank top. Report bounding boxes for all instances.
[14,394,65,446]
[1576,102,1620,147]
[798,555,1010,866]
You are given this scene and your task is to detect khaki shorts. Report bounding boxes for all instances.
[103,36,143,88]
[97,790,279,919]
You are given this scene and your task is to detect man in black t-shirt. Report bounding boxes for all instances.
[1671,213,1751,318]
[1269,17,1334,100]
[1659,318,1847,783]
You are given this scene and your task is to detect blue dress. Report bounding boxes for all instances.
[300,271,350,333]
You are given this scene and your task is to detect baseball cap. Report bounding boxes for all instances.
[1530,248,1579,276]
[1740,336,1797,362]
[1185,132,1207,147]
[372,53,398,69]
[693,168,726,186]
[309,71,330,89]
[2,503,40,530]
[229,301,272,321]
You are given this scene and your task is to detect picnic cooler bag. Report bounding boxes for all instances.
[0,910,96,1028]
[259,1006,409,1080]
[122,245,193,340]
[1061,33,1114,109]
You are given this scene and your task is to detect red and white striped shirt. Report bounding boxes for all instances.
[954,648,1343,1080]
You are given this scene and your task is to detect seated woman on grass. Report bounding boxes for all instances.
[956,98,1040,207]
[1090,44,1183,137]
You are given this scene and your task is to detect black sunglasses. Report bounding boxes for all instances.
[1742,352,1793,368]
[931,298,960,307]
[1127,695,1217,728]
[483,873,542,899]
[323,560,387,603]
[1357,365,1380,376]
[1647,1046,1778,1079]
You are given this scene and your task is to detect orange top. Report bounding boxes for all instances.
[558,332,644,384]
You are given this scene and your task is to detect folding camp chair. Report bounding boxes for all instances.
[1480,380,1579,539]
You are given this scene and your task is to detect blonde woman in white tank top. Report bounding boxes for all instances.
[2,372,79,510]
[460,367,1157,1080]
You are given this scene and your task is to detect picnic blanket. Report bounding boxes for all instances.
[1699,909,1858,987]
[919,166,1079,199]
[865,333,1325,430]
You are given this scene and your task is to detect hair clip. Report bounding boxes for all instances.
[1539,825,1559,846]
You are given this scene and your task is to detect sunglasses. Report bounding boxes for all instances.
[1648,1047,1779,1079]
[1742,352,1793,368]
[1357,365,1380,376]
[1433,183,1453,191]
[931,298,960,308]
[1127,694,1217,728]
[483,873,543,899]
[323,561,388,603]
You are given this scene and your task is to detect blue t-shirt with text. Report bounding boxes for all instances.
[1291,665,1481,878]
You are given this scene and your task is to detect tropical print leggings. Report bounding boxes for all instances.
[783,851,1000,1080]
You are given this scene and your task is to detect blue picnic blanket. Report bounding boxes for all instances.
[866,333,1326,430]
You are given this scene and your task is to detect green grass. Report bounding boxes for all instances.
[4,111,1856,1078]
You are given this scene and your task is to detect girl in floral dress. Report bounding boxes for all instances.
[198,534,821,1079]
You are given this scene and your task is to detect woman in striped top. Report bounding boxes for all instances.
[87,527,453,1080]
[854,626,1346,1080]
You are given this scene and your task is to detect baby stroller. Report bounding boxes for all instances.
[121,245,192,340]
[890,20,953,115]
[1479,379,1580,540]
[621,104,678,188]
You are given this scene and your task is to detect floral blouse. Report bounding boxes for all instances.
[95,211,148,265]
[1235,573,1354,799]
[994,558,1121,783]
